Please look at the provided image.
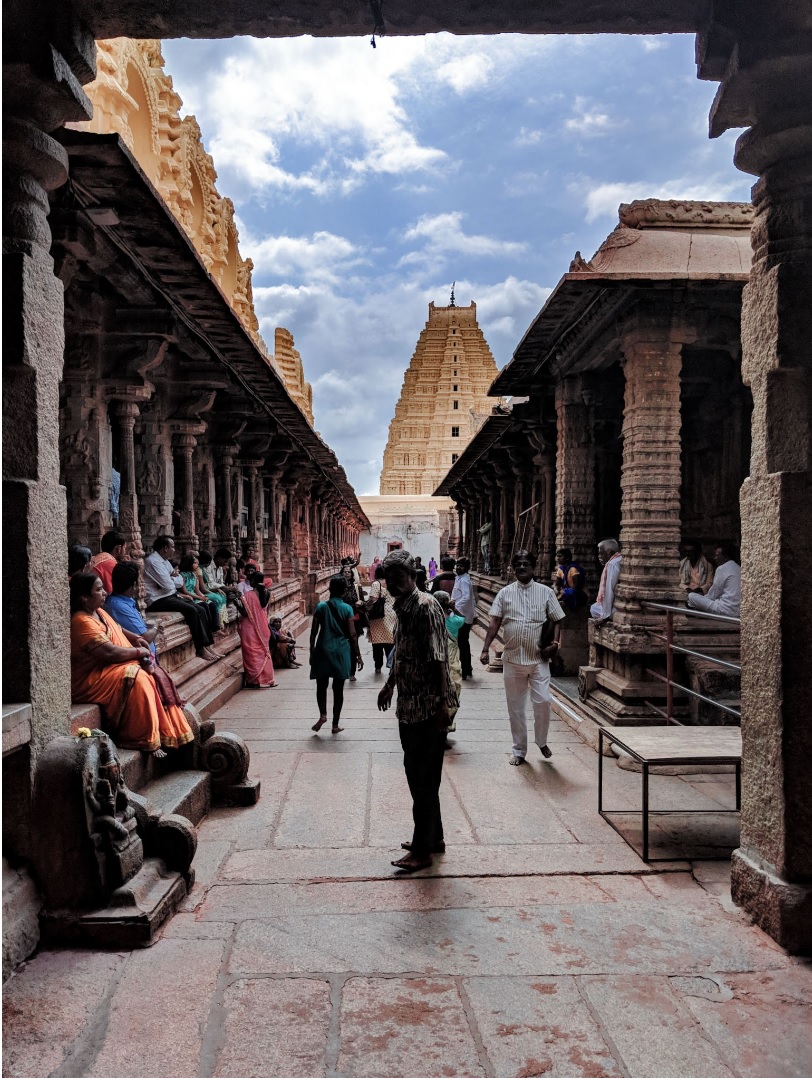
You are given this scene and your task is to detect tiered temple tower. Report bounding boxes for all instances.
[380,297,500,495]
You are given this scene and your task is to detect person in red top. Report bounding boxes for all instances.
[89,530,127,593]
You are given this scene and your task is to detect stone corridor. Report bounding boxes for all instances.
[4,629,811,1078]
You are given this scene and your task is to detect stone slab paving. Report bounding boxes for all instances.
[4,627,811,1077]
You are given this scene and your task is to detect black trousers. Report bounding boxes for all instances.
[316,676,345,722]
[399,719,445,855]
[457,622,473,678]
[146,595,213,652]
[371,642,393,670]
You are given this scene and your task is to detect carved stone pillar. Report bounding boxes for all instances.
[555,376,596,569]
[3,10,94,877]
[215,446,237,551]
[114,401,143,556]
[724,85,812,952]
[612,312,688,622]
[173,433,198,551]
[240,459,263,555]
[3,117,73,760]
[138,406,174,547]
[541,453,556,577]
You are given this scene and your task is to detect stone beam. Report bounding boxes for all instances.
[73,0,707,42]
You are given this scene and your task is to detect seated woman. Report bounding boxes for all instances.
[104,560,189,724]
[269,617,300,668]
[179,552,222,633]
[197,550,229,620]
[238,571,277,689]
[70,572,193,756]
[68,543,92,580]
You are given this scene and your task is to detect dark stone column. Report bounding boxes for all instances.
[612,310,688,623]
[173,433,198,552]
[719,68,812,953]
[114,401,143,557]
[214,445,237,551]
[555,376,596,569]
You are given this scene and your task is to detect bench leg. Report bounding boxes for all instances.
[642,763,650,863]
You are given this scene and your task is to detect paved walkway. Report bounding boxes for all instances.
[5,630,811,1077]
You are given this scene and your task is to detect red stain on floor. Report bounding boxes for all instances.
[517,1055,554,1076]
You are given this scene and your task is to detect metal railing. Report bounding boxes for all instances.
[642,601,741,725]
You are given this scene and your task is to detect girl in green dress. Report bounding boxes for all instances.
[310,575,363,734]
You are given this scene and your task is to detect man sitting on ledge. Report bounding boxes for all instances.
[143,535,221,662]
[590,539,622,623]
[687,543,741,618]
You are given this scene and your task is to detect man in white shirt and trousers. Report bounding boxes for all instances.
[480,550,566,766]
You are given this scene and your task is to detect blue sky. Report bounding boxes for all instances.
[162,33,752,495]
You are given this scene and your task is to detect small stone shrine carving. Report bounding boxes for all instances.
[31,731,144,911]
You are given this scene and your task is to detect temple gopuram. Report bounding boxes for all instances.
[380,296,501,496]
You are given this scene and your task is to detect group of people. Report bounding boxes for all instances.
[68,531,300,755]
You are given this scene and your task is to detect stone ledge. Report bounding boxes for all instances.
[2,703,32,757]
[731,847,812,956]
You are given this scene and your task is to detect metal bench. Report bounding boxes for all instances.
[598,725,742,862]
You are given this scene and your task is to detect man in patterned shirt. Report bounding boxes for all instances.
[377,550,457,873]
[480,550,566,766]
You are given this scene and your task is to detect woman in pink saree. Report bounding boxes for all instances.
[238,572,277,689]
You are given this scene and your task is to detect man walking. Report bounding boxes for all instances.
[480,550,565,766]
[377,550,457,873]
[451,557,477,679]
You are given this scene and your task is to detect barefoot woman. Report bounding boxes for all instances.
[309,575,363,735]
[70,573,193,755]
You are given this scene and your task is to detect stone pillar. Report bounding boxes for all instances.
[3,13,94,865]
[137,407,174,546]
[3,119,73,759]
[612,312,688,622]
[241,459,263,555]
[726,102,812,952]
[555,376,596,568]
[541,453,556,577]
[114,401,143,557]
[173,433,197,551]
[215,446,236,551]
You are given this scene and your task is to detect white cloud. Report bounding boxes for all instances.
[582,175,748,222]
[399,211,527,268]
[239,224,363,283]
[640,37,667,52]
[513,126,545,147]
[564,96,621,137]
[436,52,494,93]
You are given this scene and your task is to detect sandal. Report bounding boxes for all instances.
[312,715,327,732]
[391,854,433,873]
[331,725,344,734]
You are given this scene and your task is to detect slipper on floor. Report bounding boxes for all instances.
[391,855,433,873]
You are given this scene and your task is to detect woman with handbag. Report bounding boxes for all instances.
[365,564,396,673]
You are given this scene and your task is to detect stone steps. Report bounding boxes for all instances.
[139,770,211,825]
[69,705,212,823]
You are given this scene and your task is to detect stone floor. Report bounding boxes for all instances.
[4,630,812,1078]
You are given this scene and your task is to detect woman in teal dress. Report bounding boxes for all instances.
[198,550,229,620]
[310,575,363,734]
[179,553,221,633]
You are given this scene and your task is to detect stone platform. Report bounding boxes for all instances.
[4,628,811,1077]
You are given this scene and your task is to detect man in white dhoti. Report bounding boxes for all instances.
[590,539,622,623]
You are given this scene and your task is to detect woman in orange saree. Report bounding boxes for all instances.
[70,573,193,755]
[238,572,277,689]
